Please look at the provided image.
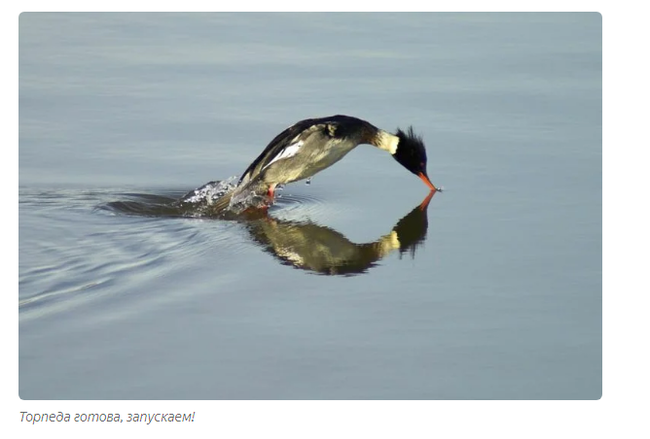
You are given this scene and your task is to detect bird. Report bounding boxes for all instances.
[211,114,437,213]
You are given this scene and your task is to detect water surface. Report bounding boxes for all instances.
[19,12,601,399]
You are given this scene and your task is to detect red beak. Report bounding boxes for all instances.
[418,172,437,192]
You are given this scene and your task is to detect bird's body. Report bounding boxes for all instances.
[212,115,436,213]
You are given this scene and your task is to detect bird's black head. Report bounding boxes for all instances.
[392,127,437,191]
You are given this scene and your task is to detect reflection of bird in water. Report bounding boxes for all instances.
[212,115,437,214]
[244,191,435,275]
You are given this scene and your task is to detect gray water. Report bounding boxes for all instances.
[19,12,601,399]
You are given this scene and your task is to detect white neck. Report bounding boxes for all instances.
[375,130,399,155]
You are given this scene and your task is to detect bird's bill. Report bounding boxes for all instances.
[418,172,437,192]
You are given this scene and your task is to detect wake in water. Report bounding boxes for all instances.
[100,177,282,219]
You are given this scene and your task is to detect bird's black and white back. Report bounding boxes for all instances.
[238,115,379,187]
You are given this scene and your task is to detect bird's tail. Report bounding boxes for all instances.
[209,188,235,216]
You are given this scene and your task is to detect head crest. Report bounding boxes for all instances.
[395,126,426,160]
[393,126,427,175]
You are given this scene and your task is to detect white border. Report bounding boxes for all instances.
[7,2,649,438]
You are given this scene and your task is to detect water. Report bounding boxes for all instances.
[19,12,601,399]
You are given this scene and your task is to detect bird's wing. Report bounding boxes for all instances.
[261,139,304,170]
[238,118,332,185]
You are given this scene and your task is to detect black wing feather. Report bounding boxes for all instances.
[238,117,322,185]
[237,115,368,185]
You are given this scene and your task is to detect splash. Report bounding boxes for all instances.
[178,177,239,206]
[178,176,278,217]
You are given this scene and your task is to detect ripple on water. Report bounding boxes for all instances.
[21,184,328,321]
[20,187,244,321]
[272,190,329,218]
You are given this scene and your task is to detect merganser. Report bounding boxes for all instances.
[213,114,437,213]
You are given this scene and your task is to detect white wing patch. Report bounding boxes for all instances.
[263,140,304,170]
